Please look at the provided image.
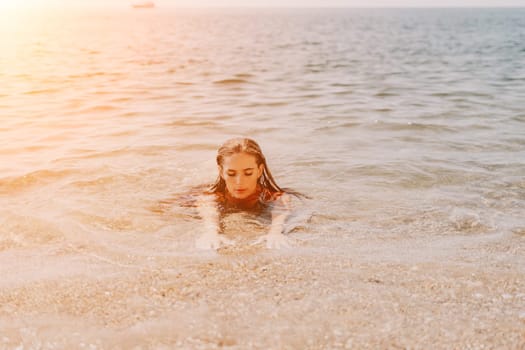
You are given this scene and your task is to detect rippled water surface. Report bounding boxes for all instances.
[2,8,524,246]
[1,7,525,347]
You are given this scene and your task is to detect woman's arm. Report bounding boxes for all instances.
[254,193,293,249]
[195,195,232,250]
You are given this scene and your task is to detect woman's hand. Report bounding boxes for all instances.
[257,193,293,249]
[252,233,291,249]
[195,232,233,250]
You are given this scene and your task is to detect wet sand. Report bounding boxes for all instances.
[1,231,524,349]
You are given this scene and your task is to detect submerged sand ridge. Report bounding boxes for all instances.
[0,230,524,349]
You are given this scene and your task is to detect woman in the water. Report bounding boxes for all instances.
[196,138,296,250]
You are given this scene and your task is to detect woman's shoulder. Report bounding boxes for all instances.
[262,190,292,210]
[260,188,283,201]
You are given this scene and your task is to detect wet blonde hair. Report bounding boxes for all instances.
[208,138,283,196]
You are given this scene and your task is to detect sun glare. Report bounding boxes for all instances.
[0,0,31,9]
[0,0,65,11]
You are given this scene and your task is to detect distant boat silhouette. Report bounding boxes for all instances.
[132,1,155,8]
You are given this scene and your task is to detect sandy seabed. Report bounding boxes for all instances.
[1,231,524,350]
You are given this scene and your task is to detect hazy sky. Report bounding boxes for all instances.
[3,0,525,9]
[126,0,525,7]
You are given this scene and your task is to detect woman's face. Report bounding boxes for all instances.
[220,152,263,199]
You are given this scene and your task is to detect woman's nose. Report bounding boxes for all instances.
[235,175,242,184]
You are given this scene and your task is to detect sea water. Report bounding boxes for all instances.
[1,8,523,252]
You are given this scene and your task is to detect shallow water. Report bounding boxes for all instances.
[2,7,524,248]
[1,7,525,348]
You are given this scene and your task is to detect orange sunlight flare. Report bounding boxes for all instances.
[0,0,68,11]
[0,0,35,9]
